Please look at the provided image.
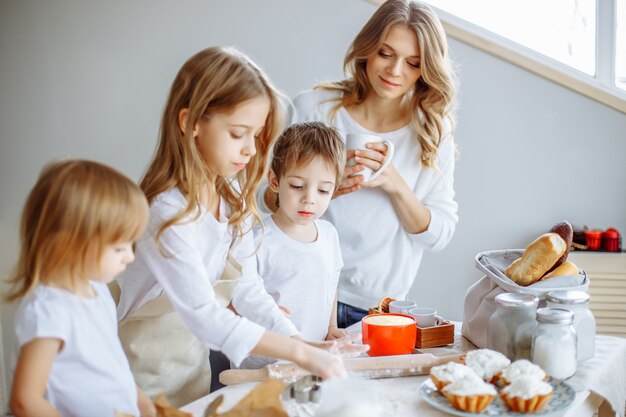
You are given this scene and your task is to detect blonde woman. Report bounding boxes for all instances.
[7,160,154,417]
[116,47,351,407]
[262,0,459,327]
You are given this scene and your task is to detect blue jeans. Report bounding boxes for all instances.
[337,302,368,329]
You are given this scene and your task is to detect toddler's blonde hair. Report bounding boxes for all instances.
[5,160,149,301]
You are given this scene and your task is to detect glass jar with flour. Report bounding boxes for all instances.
[546,290,595,362]
[532,308,577,379]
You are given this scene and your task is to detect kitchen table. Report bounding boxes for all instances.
[182,324,625,417]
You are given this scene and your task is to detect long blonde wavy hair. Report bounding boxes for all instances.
[5,160,149,301]
[140,46,283,247]
[319,0,456,168]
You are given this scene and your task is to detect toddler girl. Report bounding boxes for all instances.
[7,160,154,417]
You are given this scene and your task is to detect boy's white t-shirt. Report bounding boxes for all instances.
[256,216,343,341]
[240,216,343,369]
[14,282,139,417]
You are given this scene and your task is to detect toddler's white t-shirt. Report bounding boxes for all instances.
[15,282,139,417]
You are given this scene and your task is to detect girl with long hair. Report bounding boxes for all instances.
[116,46,350,407]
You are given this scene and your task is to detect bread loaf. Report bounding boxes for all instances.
[542,261,579,280]
[505,233,567,286]
[545,220,573,273]
[377,297,395,313]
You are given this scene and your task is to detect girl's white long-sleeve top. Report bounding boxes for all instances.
[289,89,459,310]
[117,188,298,365]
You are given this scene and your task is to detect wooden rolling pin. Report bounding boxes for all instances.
[219,352,463,385]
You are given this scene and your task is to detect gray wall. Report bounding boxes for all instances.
[1,0,625,410]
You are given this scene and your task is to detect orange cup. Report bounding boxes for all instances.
[361,313,417,356]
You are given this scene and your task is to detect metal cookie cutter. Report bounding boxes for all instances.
[282,375,322,403]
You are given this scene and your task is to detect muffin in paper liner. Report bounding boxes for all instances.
[499,376,554,413]
[500,391,553,413]
[442,392,496,413]
[429,362,476,392]
[501,360,547,385]
[429,374,449,392]
[502,374,548,386]
[441,374,497,413]
[461,349,510,384]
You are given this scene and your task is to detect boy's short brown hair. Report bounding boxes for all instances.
[271,122,346,187]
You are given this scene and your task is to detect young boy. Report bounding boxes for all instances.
[243,122,348,368]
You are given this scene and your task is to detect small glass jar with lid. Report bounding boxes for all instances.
[487,293,539,360]
[532,308,577,379]
[546,290,595,362]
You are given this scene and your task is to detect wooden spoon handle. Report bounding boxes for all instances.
[219,353,463,385]
[219,368,267,385]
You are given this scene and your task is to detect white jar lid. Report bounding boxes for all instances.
[536,308,574,324]
[495,292,539,309]
[546,290,590,305]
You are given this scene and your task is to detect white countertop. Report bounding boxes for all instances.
[182,325,625,417]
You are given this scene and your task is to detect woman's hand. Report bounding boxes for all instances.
[333,150,366,198]
[353,142,400,194]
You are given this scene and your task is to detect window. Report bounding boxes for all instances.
[425,0,596,75]
[617,0,626,90]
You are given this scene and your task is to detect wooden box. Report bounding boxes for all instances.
[415,321,454,348]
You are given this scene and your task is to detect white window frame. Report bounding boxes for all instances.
[368,0,626,114]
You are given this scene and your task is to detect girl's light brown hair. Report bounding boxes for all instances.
[271,121,346,187]
[319,0,456,168]
[5,160,149,301]
[140,46,283,246]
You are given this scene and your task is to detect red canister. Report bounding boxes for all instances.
[584,230,603,250]
[362,313,416,356]
[602,228,621,252]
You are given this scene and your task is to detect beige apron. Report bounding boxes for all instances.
[117,254,242,408]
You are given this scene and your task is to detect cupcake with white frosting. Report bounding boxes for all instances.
[442,374,497,413]
[500,376,554,413]
[501,360,547,384]
[463,349,511,384]
[429,362,476,391]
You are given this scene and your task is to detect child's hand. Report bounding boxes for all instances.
[307,333,370,358]
[326,326,350,340]
[299,344,347,380]
[278,304,292,317]
[137,388,156,417]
